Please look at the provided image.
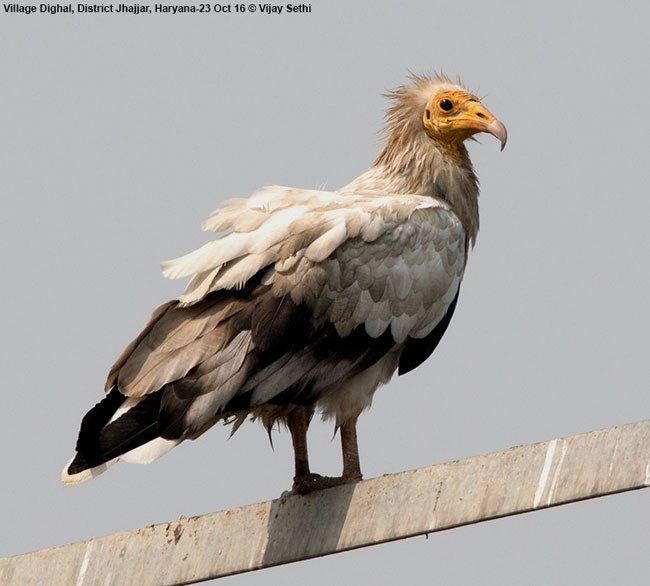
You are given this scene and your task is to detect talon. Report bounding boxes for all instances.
[291,473,360,495]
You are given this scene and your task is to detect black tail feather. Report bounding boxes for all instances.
[68,389,163,474]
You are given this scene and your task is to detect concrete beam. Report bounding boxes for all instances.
[3,419,650,585]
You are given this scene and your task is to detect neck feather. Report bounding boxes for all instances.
[339,132,480,246]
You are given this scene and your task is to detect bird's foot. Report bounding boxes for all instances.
[290,472,362,495]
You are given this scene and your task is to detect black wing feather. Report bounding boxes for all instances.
[398,288,459,375]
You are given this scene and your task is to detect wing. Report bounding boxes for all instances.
[161,185,466,343]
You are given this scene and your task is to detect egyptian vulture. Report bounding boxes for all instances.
[62,74,506,493]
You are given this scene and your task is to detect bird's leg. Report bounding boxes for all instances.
[340,416,363,482]
[287,405,312,483]
[287,407,363,495]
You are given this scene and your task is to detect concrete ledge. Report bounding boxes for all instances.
[3,420,649,585]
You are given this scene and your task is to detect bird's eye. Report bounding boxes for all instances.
[439,98,453,111]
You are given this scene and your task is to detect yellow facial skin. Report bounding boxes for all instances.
[423,89,507,151]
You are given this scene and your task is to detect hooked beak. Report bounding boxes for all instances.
[485,118,507,151]
[458,100,508,151]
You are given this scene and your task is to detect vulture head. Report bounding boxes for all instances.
[422,87,507,151]
[379,73,507,157]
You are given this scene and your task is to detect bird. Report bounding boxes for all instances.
[62,73,506,494]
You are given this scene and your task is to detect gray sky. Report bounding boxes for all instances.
[2,1,649,583]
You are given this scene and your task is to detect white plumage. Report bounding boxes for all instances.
[62,74,506,493]
[163,187,463,343]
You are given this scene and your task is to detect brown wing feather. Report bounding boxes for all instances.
[104,300,177,392]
